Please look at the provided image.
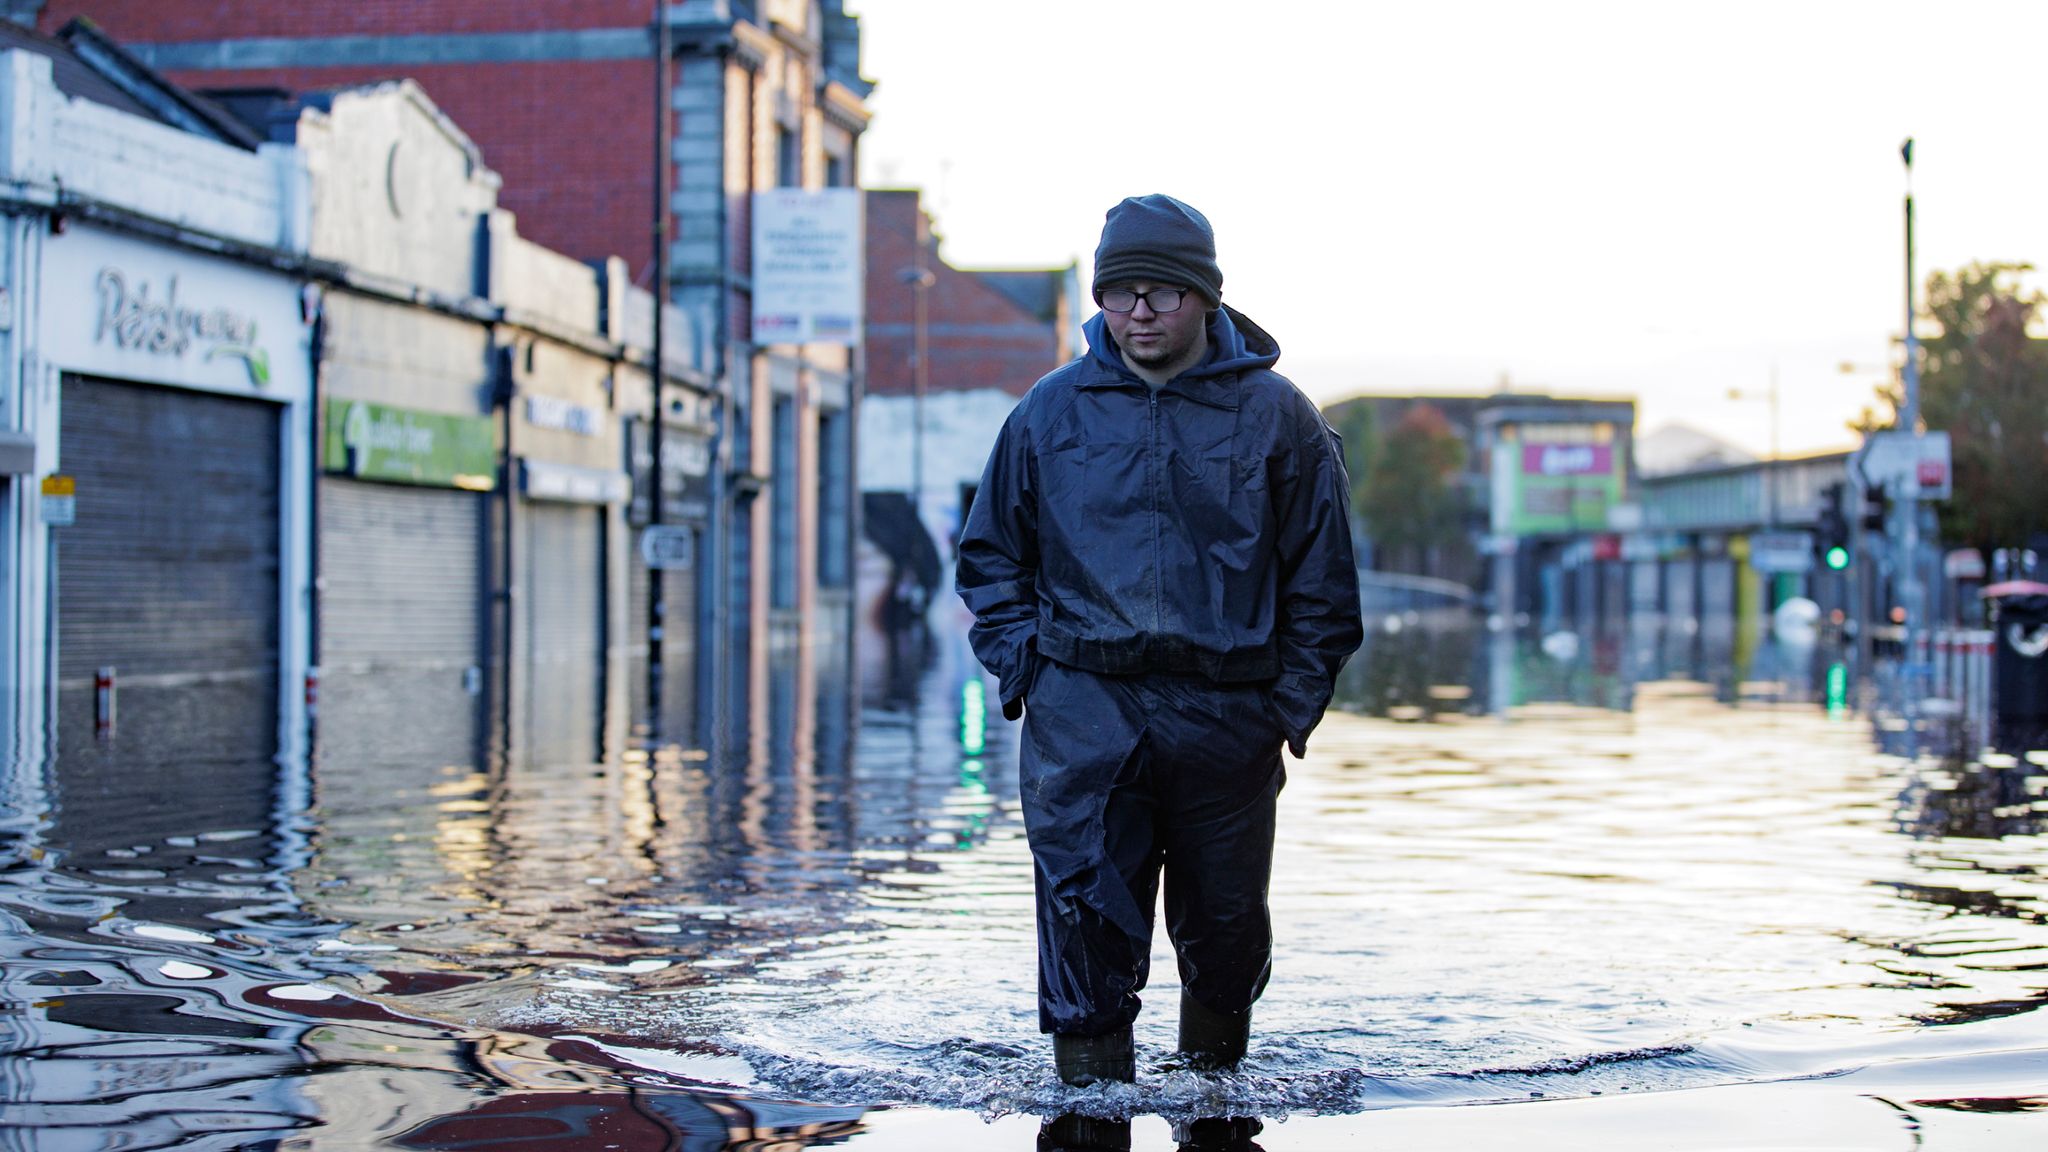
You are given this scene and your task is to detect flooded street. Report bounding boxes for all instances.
[6,602,2048,1148]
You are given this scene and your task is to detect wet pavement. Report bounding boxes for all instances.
[6,603,2048,1149]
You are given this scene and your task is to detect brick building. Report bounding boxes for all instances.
[865,189,1074,403]
[33,0,875,752]
[859,189,1077,620]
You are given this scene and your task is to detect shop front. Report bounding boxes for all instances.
[23,221,312,856]
[316,395,496,771]
[516,455,626,768]
[625,407,714,747]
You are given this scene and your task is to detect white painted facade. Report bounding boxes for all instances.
[0,48,313,764]
[294,80,492,301]
[859,387,1020,552]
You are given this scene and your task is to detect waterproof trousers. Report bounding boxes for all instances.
[1021,658,1284,1037]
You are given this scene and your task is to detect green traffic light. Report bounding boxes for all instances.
[1825,545,1850,571]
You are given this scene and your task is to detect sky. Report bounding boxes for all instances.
[847,0,2048,459]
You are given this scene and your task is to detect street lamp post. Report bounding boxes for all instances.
[1727,362,1780,529]
[898,261,935,527]
[1898,138,1924,680]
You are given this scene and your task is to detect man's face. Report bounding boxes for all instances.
[1101,280,1209,373]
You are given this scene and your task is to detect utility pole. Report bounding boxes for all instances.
[1727,362,1780,529]
[1767,362,1779,529]
[911,213,932,523]
[900,215,935,539]
[646,2,672,744]
[1898,137,1923,705]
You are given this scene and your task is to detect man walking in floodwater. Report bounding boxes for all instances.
[956,194,1363,1087]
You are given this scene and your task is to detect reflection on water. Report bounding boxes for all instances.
[1336,613,1845,721]
[5,609,2048,1147]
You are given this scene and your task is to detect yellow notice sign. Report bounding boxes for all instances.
[41,474,76,526]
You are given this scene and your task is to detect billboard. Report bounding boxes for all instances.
[752,188,863,345]
[1493,425,1627,536]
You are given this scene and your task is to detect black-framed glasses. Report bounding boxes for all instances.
[1096,286,1189,314]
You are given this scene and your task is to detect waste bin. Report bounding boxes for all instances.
[1984,578,2048,751]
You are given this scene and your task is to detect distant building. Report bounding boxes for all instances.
[1475,395,1639,625]
[1634,423,1758,478]
[1325,391,1638,622]
[1633,450,1855,645]
[41,0,878,749]
[859,189,1077,619]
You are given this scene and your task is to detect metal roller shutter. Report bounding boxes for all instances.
[523,502,604,766]
[1666,558,1698,620]
[52,375,280,860]
[627,551,650,732]
[317,478,485,771]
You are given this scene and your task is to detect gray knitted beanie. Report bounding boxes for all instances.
[1091,194,1223,306]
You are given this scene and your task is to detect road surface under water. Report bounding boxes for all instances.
[5,611,2048,1148]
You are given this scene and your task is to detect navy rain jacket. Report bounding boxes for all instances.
[957,304,1363,757]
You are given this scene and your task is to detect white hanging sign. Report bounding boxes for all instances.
[752,188,864,346]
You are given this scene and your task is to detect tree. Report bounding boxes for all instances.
[1873,262,2048,550]
[1323,396,1377,513]
[1359,403,1469,576]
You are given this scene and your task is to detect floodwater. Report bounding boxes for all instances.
[6,602,2048,1149]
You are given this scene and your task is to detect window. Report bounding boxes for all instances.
[771,396,798,608]
[777,127,801,188]
[816,406,850,587]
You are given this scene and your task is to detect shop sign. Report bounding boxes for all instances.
[525,394,606,437]
[626,418,714,525]
[521,458,628,505]
[1522,443,1613,477]
[1750,531,1814,574]
[94,268,270,386]
[1620,534,1663,562]
[325,399,496,490]
[44,226,309,399]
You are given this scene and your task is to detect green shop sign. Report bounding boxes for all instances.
[324,399,497,490]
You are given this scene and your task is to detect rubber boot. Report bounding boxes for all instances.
[1052,1026,1135,1087]
[1171,1114,1264,1151]
[1177,988,1250,1071]
[1039,1113,1133,1151]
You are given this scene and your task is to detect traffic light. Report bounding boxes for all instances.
[1860,483,1888,535]
[1814,482,1850,571]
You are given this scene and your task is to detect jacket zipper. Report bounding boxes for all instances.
[1149,388,1161,636]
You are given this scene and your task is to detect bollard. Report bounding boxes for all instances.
[94,666,115,737]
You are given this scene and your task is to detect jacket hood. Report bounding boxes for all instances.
[1085,304,1280,385]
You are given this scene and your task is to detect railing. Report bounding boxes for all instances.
[1358,570,1478,614]
[1911,628,1995,753]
